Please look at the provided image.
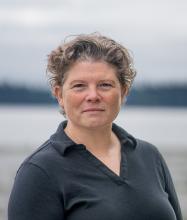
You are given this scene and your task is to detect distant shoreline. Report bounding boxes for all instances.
[0,83,187,107]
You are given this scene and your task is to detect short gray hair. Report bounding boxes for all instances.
[47,33,136,92]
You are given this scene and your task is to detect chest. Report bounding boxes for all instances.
[58,149,176,220]
[90,148,121,176]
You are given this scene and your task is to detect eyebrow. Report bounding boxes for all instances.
[69,80,86,86]
[70,79,116,85]
[99,80,116,84]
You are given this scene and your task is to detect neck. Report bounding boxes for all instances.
[64,122,117,154]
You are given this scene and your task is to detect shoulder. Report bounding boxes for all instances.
[136,138,160,154]
[113,123,163,163]
[17,139,64,179]
[134,138,165,167]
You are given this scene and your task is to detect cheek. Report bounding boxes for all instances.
[105,92,122,106]
[63,93,84,109]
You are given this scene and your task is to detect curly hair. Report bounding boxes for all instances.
[47,33,136,92]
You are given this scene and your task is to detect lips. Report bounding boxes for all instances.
[82,108,105,113]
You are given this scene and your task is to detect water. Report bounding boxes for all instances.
[0,105,187,219]
[1,105,187,150]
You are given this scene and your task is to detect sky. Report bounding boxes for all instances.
[0,0,187,88]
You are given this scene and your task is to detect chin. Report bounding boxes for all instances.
[80,118,113,129]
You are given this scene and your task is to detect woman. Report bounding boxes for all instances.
[8,33,183,220]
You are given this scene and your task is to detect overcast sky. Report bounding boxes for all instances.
[0,0,186,88]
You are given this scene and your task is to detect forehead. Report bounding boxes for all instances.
[64,61,118,82]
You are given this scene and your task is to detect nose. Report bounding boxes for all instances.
[85,87,101,103]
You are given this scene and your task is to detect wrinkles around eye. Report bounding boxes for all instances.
[99,83,113,87]
[72,84,86,89]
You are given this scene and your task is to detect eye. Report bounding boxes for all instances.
[99,83,113,89]
[72,83,86,90]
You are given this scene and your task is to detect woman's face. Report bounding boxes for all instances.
[54,61,127,130]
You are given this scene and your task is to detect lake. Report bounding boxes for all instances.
[0,105,187,219]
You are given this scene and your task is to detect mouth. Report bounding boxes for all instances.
[82,108,105,113]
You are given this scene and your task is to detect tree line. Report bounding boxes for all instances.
[0,83,187,107]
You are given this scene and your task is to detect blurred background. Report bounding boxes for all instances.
[0,0,187,219]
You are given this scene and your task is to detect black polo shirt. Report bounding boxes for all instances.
[8,121,183,220]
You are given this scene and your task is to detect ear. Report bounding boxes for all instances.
[53,86,64,107]
[121,86,128,104]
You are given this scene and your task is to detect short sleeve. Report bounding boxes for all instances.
[157,151,183,220]
[8,162,64,220]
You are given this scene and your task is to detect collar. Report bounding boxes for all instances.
[50,120,136,156]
